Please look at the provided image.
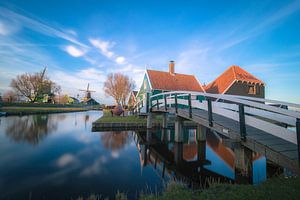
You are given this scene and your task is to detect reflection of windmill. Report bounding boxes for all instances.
[79,83,95,102]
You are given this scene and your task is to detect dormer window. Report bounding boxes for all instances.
[248,85,256,94]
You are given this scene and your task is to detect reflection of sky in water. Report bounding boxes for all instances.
[0,111,162,200]
[0,111,271,199]
[253,157,267,185]
[204,146,235,180]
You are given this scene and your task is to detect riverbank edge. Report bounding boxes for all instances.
[92,110,197,131]
[139,176,300,200]
[79,176,300,200]
[0,107,90,116]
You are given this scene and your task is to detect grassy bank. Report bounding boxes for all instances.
[94,110,149,123]
[0,106,88,116]
[94,110,196,125]
[78,176,300,200]
[140,177,300,200]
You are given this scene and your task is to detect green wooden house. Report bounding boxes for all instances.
[135,61,205,112]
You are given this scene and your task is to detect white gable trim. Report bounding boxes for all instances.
[222,79,236,94]
[145,70,153,90]
[194,76,206,93]
[136,70,153,98]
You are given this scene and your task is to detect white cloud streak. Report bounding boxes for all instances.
[0,6,88,48]
[63,45,86,57]
[89,38,115,58]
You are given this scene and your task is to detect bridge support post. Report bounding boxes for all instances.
[174,142,183,164]
[239,104,246,141]
[146,129,152,143]
[175,93,178,113]
[197,140,207,163]
[161,128,169,142]
[146,92,150,113]
[164,94,167,111]
[234,144,253,184]
[207,97,213,127]
[147,113,153,129]
[141,143,148,167]
[162,113,168,129]
[175,116,184,142]
[197,124,207,142]
[188,94,192,118]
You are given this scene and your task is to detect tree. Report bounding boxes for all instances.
[54,94,69,104]
[10,68,61,102]
[103,73,135,106]
[2,90,19,103]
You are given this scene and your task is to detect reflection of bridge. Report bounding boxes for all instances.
[133,129,265,186]
[134,91,300,174]
[134,130,233,187]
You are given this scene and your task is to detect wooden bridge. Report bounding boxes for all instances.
[134,91,300,174]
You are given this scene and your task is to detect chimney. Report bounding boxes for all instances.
[169,61,175,75]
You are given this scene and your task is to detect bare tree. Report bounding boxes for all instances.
[103,73,135,106]
[53,94,69,104]
[10,68,61,102]
[2,90,19,103]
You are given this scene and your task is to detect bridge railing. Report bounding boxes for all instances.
[149,91,300,148]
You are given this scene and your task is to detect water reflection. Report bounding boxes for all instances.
[101,131,131,150]
[0,112,279,200]
[134,128,268,187]
[5,114,65,145]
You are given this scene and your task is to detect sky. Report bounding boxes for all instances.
[0,0,300,104]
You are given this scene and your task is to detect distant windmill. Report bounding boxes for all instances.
[79,83,95,102]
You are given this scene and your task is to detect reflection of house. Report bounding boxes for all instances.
[204,66,265,98]
[136,61,205,102]
[127,91,137,108]
[85,98,99,105]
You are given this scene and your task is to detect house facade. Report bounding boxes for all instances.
[136,61,205,105]
[204,65,265,98]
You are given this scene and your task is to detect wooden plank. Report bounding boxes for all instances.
[270,144,298,152]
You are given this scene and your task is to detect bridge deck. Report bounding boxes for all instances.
[152,107,299,173]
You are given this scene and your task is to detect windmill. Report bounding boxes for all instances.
[79,83,96,102]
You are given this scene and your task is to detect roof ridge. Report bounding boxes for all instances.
[146,69,195,76]
[205,65,235,87]
[233,66,265,84]
[231,65,237,80]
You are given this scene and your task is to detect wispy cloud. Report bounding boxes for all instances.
[89,38,115,58]
[219,0,300,50]
[115,56,126,64]
[89,38,128,65]
[63,45,87,57]
[0,19,20,35]
[0,6,88,48]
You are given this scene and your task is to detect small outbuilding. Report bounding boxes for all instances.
[204,65,265,98]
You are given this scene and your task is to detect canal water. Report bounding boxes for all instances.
[0,111,280,200]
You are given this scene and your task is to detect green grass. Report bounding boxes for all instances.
[77,176,300,200]
[94,110,199,125]
[0,106,88,115]
[94,110,149,123]
[140,176,300,200]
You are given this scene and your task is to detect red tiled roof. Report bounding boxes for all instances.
[146,69,204,92]
[204,65,264,94]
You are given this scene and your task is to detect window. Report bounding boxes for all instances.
[248,85,256,94]
[143,80,147,89]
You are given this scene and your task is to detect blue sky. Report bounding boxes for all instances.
[0,0,300,104]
